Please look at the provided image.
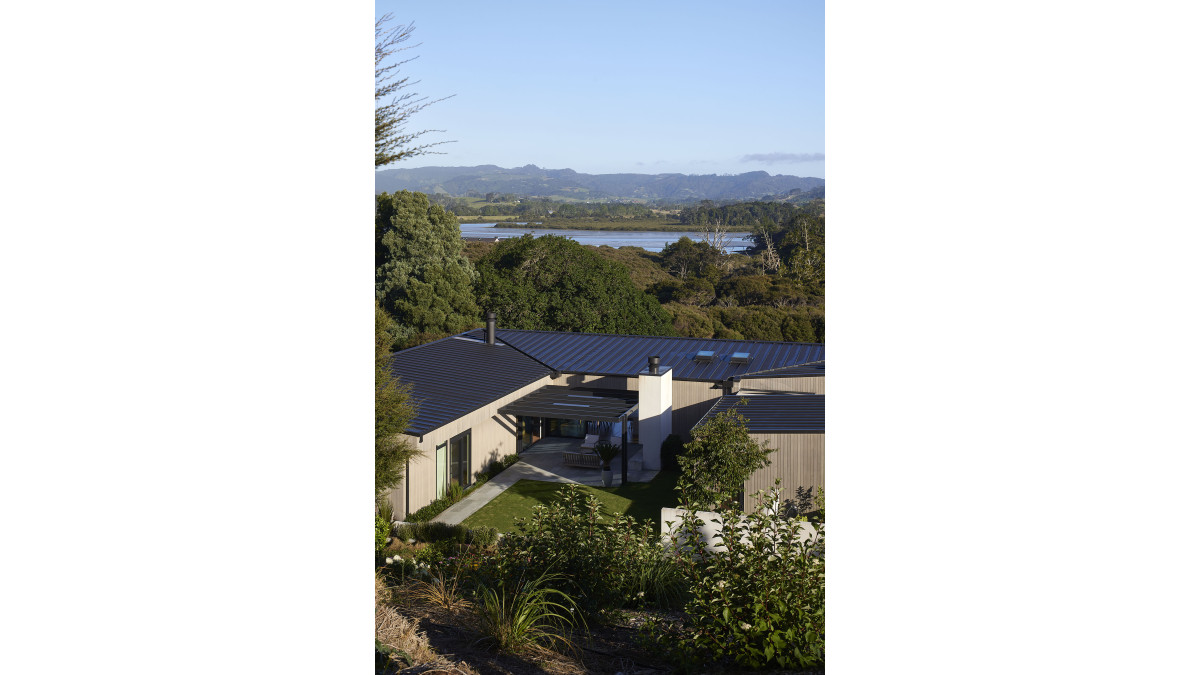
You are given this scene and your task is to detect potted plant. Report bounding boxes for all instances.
[594,441,621,487]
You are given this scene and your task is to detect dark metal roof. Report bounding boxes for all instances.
[693,394,825,433]
[463,328,824,383]
[390,336,553,436]
[740,360,825,379]
[498,386,638,422]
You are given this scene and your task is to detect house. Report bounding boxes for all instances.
[382,312,825,519]
[691,391,824,511]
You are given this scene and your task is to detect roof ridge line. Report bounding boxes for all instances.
[493,327,824,347]
[484,329,560,375]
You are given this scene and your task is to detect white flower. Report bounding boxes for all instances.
[407,539,416,544]
[385,557,393,565]
[739,622,752,631]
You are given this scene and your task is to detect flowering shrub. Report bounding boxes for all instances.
[486,485,685,613]
[658,485,825,670]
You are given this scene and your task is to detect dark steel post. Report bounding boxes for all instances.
[621,412,628,486]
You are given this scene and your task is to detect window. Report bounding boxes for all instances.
[435,441,448,499]
[448,430,471,489]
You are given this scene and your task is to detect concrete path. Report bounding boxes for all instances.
[432,439,659,526]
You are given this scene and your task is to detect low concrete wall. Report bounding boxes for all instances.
[660,506,819,553]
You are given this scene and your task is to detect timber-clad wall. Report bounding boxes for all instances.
[672,380,726,441]
[738,375,824,395]
[385,374,554,519]
[743,432,824,513]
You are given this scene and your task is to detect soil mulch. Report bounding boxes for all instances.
[383,584,676,675]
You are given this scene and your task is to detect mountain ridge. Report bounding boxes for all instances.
[375,164,824,203]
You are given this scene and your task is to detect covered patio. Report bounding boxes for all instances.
[498,385,641,484]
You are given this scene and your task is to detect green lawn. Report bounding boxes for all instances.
[460,471,681,534]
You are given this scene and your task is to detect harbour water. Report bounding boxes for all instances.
[458,222,753,253]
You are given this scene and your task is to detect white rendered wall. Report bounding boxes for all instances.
[637,365,672,470]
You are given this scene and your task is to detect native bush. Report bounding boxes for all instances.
[474,453,521,483]
[376,514,391,556]
[407,482,471,522]
[678,402,774,510]
[660,433,686,472]
[486,485,685,613]
[657,485,825,670]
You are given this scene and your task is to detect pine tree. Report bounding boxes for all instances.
[376,190,480,348]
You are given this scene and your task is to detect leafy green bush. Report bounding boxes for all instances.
[375,514,391,556]
[658,485,825,670]
[407,482,475,522]
[475,453,521,483]
[660,434,685,472]
[393,521,499,547]
[678,402,774,510]
[487,485,685,613]
[377,497,396,526]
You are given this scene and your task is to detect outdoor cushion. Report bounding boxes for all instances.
[580,433,600,449]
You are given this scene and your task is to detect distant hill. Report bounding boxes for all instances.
[375,164,824,203]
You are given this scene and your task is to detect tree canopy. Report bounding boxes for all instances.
[475,234,676,335]
[660,236,723,281]
[376,190,480,347]
[375,14,452,167]
[376,301,419,497]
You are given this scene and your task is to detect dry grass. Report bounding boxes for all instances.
[410,571,471,611]
[377,574,479,675]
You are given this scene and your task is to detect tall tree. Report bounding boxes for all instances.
[375,13,452,167]
[376,301,419,497]
[476,234,675,335]
[660,236,722,281]
[376,190,480,347]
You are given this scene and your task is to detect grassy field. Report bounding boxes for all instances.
[460,471,681,534]
[457,215,522,223]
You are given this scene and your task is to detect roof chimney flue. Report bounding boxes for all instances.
[648,355,660,375]
[486,311,497,346]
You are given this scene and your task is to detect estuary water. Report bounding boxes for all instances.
[458,222,753,253]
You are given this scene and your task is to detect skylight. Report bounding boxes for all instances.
[694,350,715,363]
[730,352,752,365]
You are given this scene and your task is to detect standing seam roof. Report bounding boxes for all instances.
[693,394,825,433]
[464,329,824,382]
[389,336,553,436]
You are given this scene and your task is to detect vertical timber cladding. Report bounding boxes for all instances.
[738,375,824,395]
[672,380,726,441]
[743,432,825,513]
[383,374,554,519]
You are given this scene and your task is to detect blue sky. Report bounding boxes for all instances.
[376,1,824,177]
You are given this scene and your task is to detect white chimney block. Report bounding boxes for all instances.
[638,363,672,471]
